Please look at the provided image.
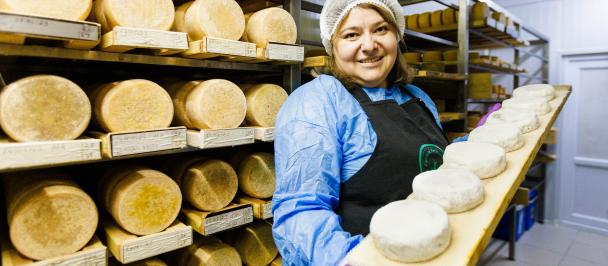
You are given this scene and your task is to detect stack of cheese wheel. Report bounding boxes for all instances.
[92,0,175,32]
[232,221,278,266]
[0,0,92,20]
[177,236,241,266]
[167,157,238,211]
[167,79,246,129]
[88,79,174,132]
[100,166,181,235]
[468,123,525,152]
[441,142,507,179]
[243,7,297,48]
[3,173,98,260]
[0,75,91,142]
[176,0,245,41]
[242,83,288,127]
[412,168,484,213]
[236,152,276,199]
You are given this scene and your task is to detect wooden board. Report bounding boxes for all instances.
[182,37,257,60]
[0,12,100,49]
[543,127,558,144]
[100,26,188,53]
[181,203,254,236]
[1,236,106,266]
[347,86,571,266]
[415,70,467,81]
[186,128,255,149]
[236,196,273,220]
[100,219,192,264]
[303,56,329,68]
[259,42,304,63]
[253,127,274,142]
[90,127,187,158]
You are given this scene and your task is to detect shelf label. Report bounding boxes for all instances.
[262,202,273,219]
[27,246,106,266]
[113,26,188,50]
[204,206,253,235]
[254,127,274,142]
[0,139,101,170]
[266,42,304,62]
[121,226,193,263]
[110,127,187,157]
[187,128,255,149]
[205,36,257,58]
[0,12,99,41]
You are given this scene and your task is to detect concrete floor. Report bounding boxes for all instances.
[478,223,608,266]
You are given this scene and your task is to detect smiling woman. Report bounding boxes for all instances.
[271,0,450,265]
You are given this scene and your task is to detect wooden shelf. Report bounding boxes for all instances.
[1,236,106,266]
[439,112,466,123]
[347,86,571,266]
[415,70,467,81]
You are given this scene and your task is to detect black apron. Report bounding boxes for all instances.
[335,85,449,236]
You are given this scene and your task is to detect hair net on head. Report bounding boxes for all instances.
[320,0,405,56]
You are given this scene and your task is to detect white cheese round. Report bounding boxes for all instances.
[442,142,506,179]
[485,109,539,134]
[245,7,297,48]
[243,83,288,127]
[0,0,92,21]
[370,200,450,262]
[512,84,555,101]
[469,123,524,152]
[501,97,551,115]
[184,0,245,41]
[412,169,484,213]
[185,79,247,129]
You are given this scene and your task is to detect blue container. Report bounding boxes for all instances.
[525,196,537,230]
[493,206,525,241]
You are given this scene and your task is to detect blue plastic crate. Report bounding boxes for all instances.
[493,205,525,241]
[525,196,538,231]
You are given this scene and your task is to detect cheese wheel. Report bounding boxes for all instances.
[166,81,201,129]
[404,52,420,63]
[443,49,458,61]
[471,2,490,20]
[185,79,247,129]
[4,174,98,260]
[442,8,458,25]
[370,200,450,262]
[469,123,524,152]
[184,0,245,41]
[233,221,278,266]
[486,109,540,134]
[102,167,181,235]
[512,84,556,101]
[412,169,484,213]
[238,152,276,199]
[173,1,194,33]
[422,51,442,62]
[0,0,92,21]
[245,7,297,48]
[186,237,242,266]
[406,14,418,29]
[90,79,174,132]
[501,97,552,115]
[271,256,282,266]
[0,75,91,142]
[128,258,168,266]
[243,84,288,127]
[429,10,442,27]
[183,159,239,211]
[418,12,431,28]
[442,142,506,179]
[94,0,175,32]
[165,156,207,186]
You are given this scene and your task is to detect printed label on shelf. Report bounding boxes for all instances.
[0,139,101,170]
[266,42,304,62]
[204,206,254,235]
[110,127,187,157]
[112,26,188,49]
[205,37,256,57]
[254,127,274,142]
[121,226,193,263]
[187,128,255,149]
[262,202,273,219]
[0,12,99,41]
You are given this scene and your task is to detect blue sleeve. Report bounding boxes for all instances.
[405,84,443,129]
[272,76,364,266]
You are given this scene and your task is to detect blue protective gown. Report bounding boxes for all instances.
[272,75,445,266]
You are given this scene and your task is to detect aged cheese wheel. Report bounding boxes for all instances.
[182,159,239,211]
[501,97,551,115]
[442,142,506,179]
[469,123,524,152]
[442,8,458,25]
[102,167,182,235]
[173,1,194,33]
[0,75,91,142]
[245,7,297,48]
[166,81,201,128]
[128,258,168,266]
[404,52,420,63]
[90,79,173,132]
[185,79,247,129]
[0,0,92,20]
[412,169,484,213]
[165,155,207,187]
[185,237,242,266]
[418,12,431,28]
[233,221,278,266]
[406,14,418,29]
[486,109,539,134]
[243,84,288,127]
[471,2,490,21]
[238,152,276,199]
[443,49,458,61]
[512,84,556,101]
[271,256,282,266]
[184,0,245,41]
[4,174,98,260]
[422,51,442,62]
[430,10,442,27]
[94,0,175,32]
[370,200,450,262]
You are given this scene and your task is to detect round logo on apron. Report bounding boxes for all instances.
[418,143,444,172]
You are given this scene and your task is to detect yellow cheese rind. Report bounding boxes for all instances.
[173,1,194,33]
[94,0,174,32]
[417,12,431,28]
[244,84,288,127]
[0,75,91,142]
[185,79,247,129]
[238,152,276,199]
[91,79,174,132]
[189,237,242,266]
[0,0,92,21]
[166,81,201,129]
[184,0,245,41]
[233,221,278,266]
[245,7,297,48]
[183,159,239,211]
[127,258,168,266]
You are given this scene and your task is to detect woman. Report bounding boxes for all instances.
[272,0,449,264]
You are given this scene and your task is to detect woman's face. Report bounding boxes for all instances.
[332,6,399,88]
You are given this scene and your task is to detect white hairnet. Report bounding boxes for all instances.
[320,0,405,55]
